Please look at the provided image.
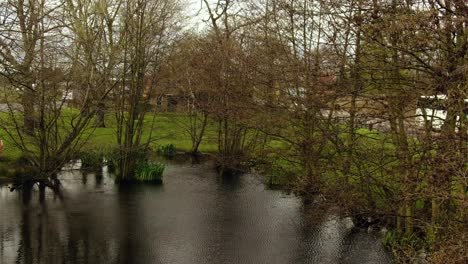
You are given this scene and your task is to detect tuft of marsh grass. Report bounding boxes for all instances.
[135,162,165,182]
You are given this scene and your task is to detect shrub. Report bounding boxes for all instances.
[157,144,176,159]
[103,148,120,172]
[79,151,103,169]
[262,158,299,188]
[383,230,430,262]
[266,166,288,187]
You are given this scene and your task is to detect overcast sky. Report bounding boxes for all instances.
[183,0,209,32]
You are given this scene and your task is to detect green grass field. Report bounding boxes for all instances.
[0,109,406,193]
[81,112,219,153]
[0,112,219,179]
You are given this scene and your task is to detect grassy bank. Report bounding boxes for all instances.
[0,112,220,182]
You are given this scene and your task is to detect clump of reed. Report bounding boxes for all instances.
[135,162,165,183]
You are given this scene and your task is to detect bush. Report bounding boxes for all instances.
[135,162,165,183]
[266,166,288,187]
[157,144,176,159]
[261,158,299,188]
[102,148,120,172]
[383,230,430,262]
[79,151,103,169]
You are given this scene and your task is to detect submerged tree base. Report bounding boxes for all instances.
[215,164,246,177]
[115,177,163,185]
[10,176,63,205]
[214,156,250,177]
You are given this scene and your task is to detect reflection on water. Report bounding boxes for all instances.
[0,162,393,264]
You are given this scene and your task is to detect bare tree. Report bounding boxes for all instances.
[200,0,268,172]
[64,0,124,127]
[115,0,181,181]
[0,0,122,191]
[158,34,215,154]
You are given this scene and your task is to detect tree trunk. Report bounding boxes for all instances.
[93,102,106,128]
[191,114,208,154]
[22,90,36,135]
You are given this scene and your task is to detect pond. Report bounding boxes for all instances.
[0,161,393,264]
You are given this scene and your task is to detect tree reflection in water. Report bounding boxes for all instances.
[1,163,393,264]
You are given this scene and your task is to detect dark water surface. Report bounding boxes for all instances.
[0,162,392,264]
